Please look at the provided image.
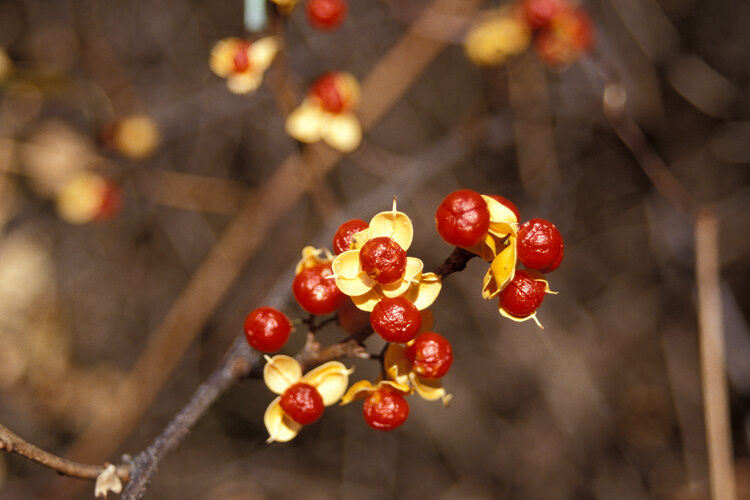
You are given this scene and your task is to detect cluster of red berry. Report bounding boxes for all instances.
[521,0,594,66]
[435,189,563,326]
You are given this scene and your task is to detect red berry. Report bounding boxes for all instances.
[406,332,453,379]
[359,237,407,285]
[306,0,347,30]
[522,0,569,31]
[293,263,345,315]
[310,73,345,113]
[232,41,252,73]
[332,219,369,254]
[435,189,490,248]
[487,194,520,222]
[280,382,325,425]
[243,307,292,353]
[337,298,371,334]
[534,8,594,66]
[363,388,409,431]
[95,180,122,220]
[517,218,564,272]
[370,297,422,343]
[499,270,547,318]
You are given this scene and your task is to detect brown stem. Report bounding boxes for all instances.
[0,423,130,482]
[433,247,478,279]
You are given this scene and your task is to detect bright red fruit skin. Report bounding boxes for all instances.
[243,307,292,353]
[310,73,345,113]
[499,270,547,318]
[232,41,252,73]
[406,332,453,379]
[517,218,564,272]
[534,8,594,66]
[359,237,407,284]
[306,0,347,30]
[522,0,569,30]
[370,297,422,343]
[332,219,369,254]
[95,181,122,220]
[487,194,520,222]
[293,263,345,315]
[280,382,325,425]
[363,389,409,431]
[435,189,490,248]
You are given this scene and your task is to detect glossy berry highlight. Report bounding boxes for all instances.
[332,219,368,254]
[306,0,347,31]
[406,332,453,379]
[370,297,422,343]
[243,307,292,353]
[280,382,325,425]
[499,270,547,318]
[359,237,407,285]
[435,189,490,248]
[517,218,564,272]
[293,263,345,315]
[363,389,409,431]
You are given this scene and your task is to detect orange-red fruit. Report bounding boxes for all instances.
[487,194,520,221]
[363,388,409,431]
[310,73,346,113]
[95,180,122,220]
[499,270,547,318]
[332,219,369,254]
[280,382,325,425]
[406,332,453,379]
[243,307,292,353]
[435,189,490,248]
[359,237,407,285]
[370,297,422,343]
[293,263,345,315]
[232,41,252,73]
[306,0,347,30]
[534,8,594,66]
[522,0,570,30]
[337,298,371,334]
[517,218,564,272]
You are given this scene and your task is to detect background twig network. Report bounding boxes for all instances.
[0,0,748,499]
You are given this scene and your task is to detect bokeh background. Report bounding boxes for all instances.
[0,0,749,498]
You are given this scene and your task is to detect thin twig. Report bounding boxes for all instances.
[0,423,130,482]
[433,247,478,279]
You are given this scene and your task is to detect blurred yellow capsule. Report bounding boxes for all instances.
[464,14,531,66]
[112,114,160,160]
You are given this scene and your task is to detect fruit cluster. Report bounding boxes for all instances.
[435,189,563,327]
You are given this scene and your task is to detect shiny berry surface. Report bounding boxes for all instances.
[280,382,325,425]
[517,218,564,272]
[306,0,347,30]
[488,194,520,222]
[332,219,369,254]
[310,73,345,113]
[435,189,490,248]
[243,307,292,353]
[363,389,409,431]
[406,332,453,379]
[232,41,251,73]
[370,297,422,343]
[359,237,407,285]
[293,263,345,315]
[499,270,547,318]
[522,0,569,30]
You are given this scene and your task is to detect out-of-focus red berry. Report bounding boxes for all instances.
[359,237,407,285]
[306,0,347,31]
[406,332,453,379]
[517,218,564,272]
[243,307,292,353]
[280,382,325,425]
[293,263,345,315]
[232,41,252,73]
[363,388,409,431]
[370,297,422,343]
[499,270,547,318]
[435,189,490,248]
[522,0,569,30]
[332,219,369,254]
[487,194,520,221]
[337,298,371,334]
[310,73,346,113]
[535,8,594,66]
[95,180,122,220]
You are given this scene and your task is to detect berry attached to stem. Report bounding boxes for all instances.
[516,218,564,272]
[435,189,490,248]
[406,332,453,379]
[359,236,407,285]
[332,219,369,254]
[244,307,292,353]
[363,388,410,431]
[370,297,422,343]
[499,270,547,318]
[280,382,325,425]
[293,263,345,315]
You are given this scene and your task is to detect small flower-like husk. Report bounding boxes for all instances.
[340,379,411,405]
[285,100,362,152]
[210,37,279,95]
[295,246,334,274]
[481,241,516,299]
[464,10,531,66]
[263,355,353,442]
[55,172,107,224]
[465,195,518,261]
[497,270,557,329]
[384,343,452,406]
